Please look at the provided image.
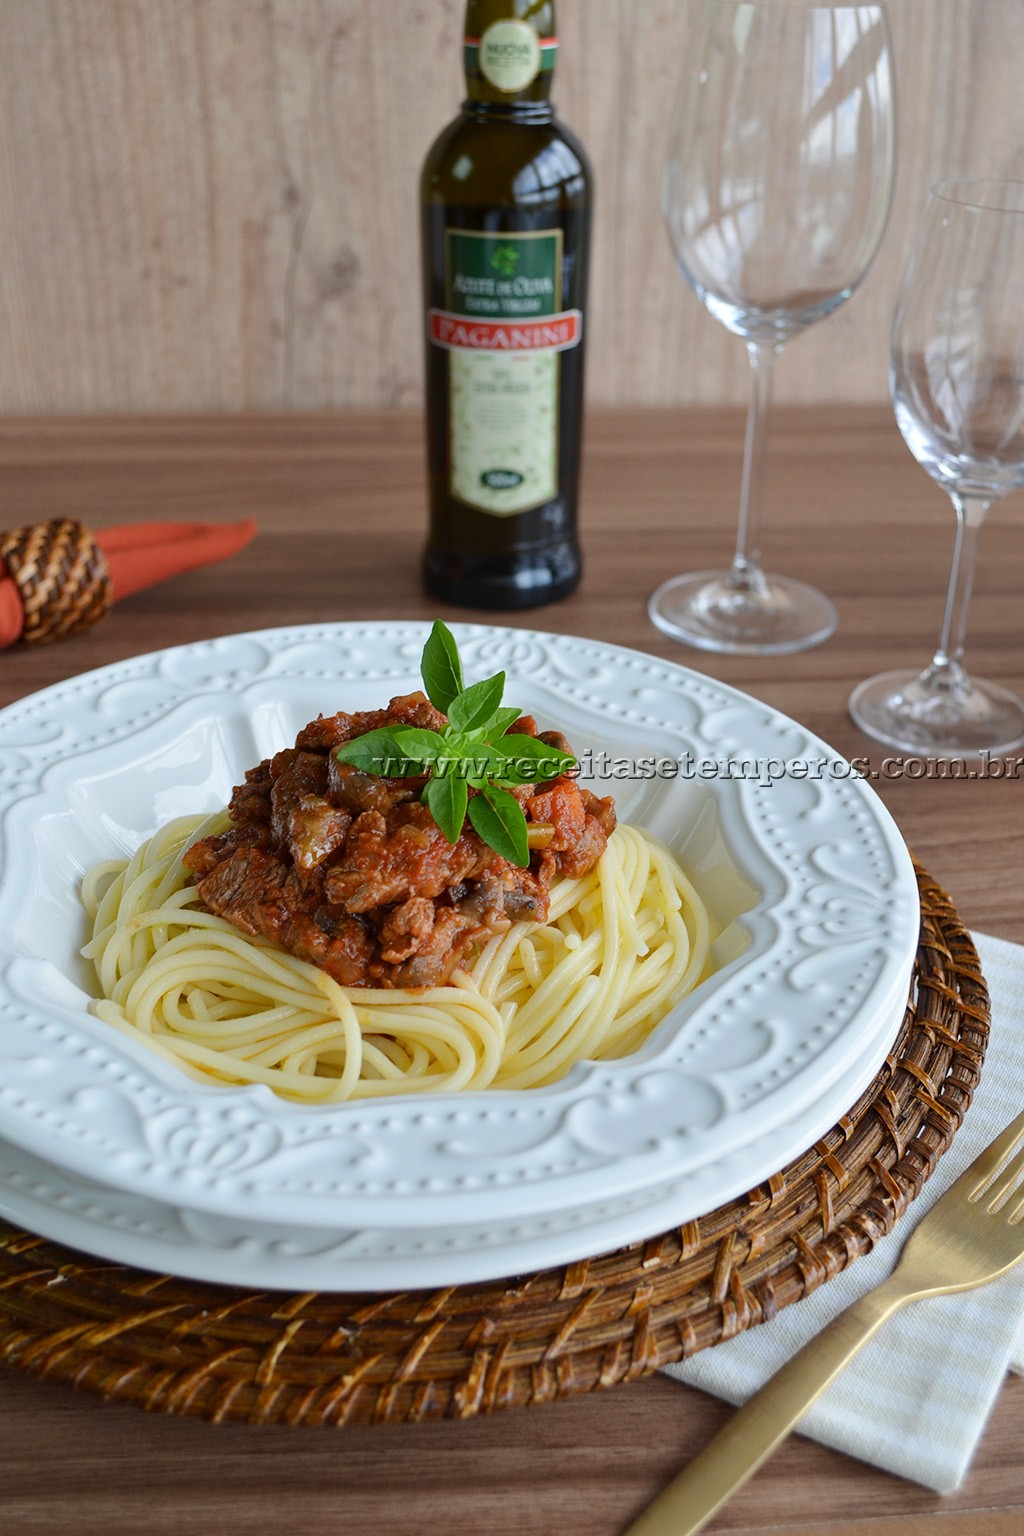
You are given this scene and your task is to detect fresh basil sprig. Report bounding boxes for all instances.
[335,621,575,866]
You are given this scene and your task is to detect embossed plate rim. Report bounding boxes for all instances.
[0,621,920,1236]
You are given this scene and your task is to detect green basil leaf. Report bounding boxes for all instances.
[421,620,465,713]
[335,728,422,777]
[485,736,576,785]
[447,671,506,734]
[493,735,576,768]
[443,751,492,782]
[443,731,485,759]
[392,727,449,766]
[490,707,526,737]
[423,772,468,844]
[497,733,572,759]
[455,743,526,786]
[463,742,517,780]
[468,785,530,867]
[456,725,496,748]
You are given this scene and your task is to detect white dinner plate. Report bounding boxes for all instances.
[0,622,919,1283]
[0,998,897,1290]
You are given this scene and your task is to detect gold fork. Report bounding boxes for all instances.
[624,1105,1024,1536]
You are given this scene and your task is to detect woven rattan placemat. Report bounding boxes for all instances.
[0,863,989,1426]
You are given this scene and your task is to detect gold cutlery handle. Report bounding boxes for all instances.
[624,1274,909,1536]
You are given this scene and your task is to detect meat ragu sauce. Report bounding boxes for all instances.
[183,692,616,990]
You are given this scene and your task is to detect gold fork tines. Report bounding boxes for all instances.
[624,1106,1024,1536]
[974,1124,1024,1213]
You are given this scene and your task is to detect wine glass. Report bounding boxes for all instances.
[650,1,897,654]
[849,180,1024,755]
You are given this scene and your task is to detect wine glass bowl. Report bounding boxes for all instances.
[850,179,1024,756]
[651,0,897,654]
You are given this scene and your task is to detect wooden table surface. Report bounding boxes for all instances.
[0,408,1021,1536]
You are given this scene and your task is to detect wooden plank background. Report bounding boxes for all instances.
[0,0,1022,413]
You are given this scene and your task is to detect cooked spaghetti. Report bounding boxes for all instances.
[81,813,711,1102]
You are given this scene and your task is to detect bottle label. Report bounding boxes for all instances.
[464,26,559,93]
[431,229,581,517]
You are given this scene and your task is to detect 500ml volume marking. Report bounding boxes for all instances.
[482,469,524,490]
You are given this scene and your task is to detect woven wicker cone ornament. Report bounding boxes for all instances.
[0,519,112,644]
[0,864,989,1426]
[0,517,257,647]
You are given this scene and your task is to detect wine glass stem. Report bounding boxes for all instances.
[928,492,992,688]
[732,341,779,592]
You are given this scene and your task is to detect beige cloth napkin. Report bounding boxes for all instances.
[663,931,1024,1494]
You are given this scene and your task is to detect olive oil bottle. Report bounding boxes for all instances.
[421,0,591,609]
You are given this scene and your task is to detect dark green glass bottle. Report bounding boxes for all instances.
[421,0,591,610]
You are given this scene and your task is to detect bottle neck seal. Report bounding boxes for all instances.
[462,2,557,107]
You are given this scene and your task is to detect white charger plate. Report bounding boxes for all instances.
[0,623,919,1280]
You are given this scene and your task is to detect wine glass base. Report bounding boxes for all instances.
[648,571,837,656]
[849,670,1024,756]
